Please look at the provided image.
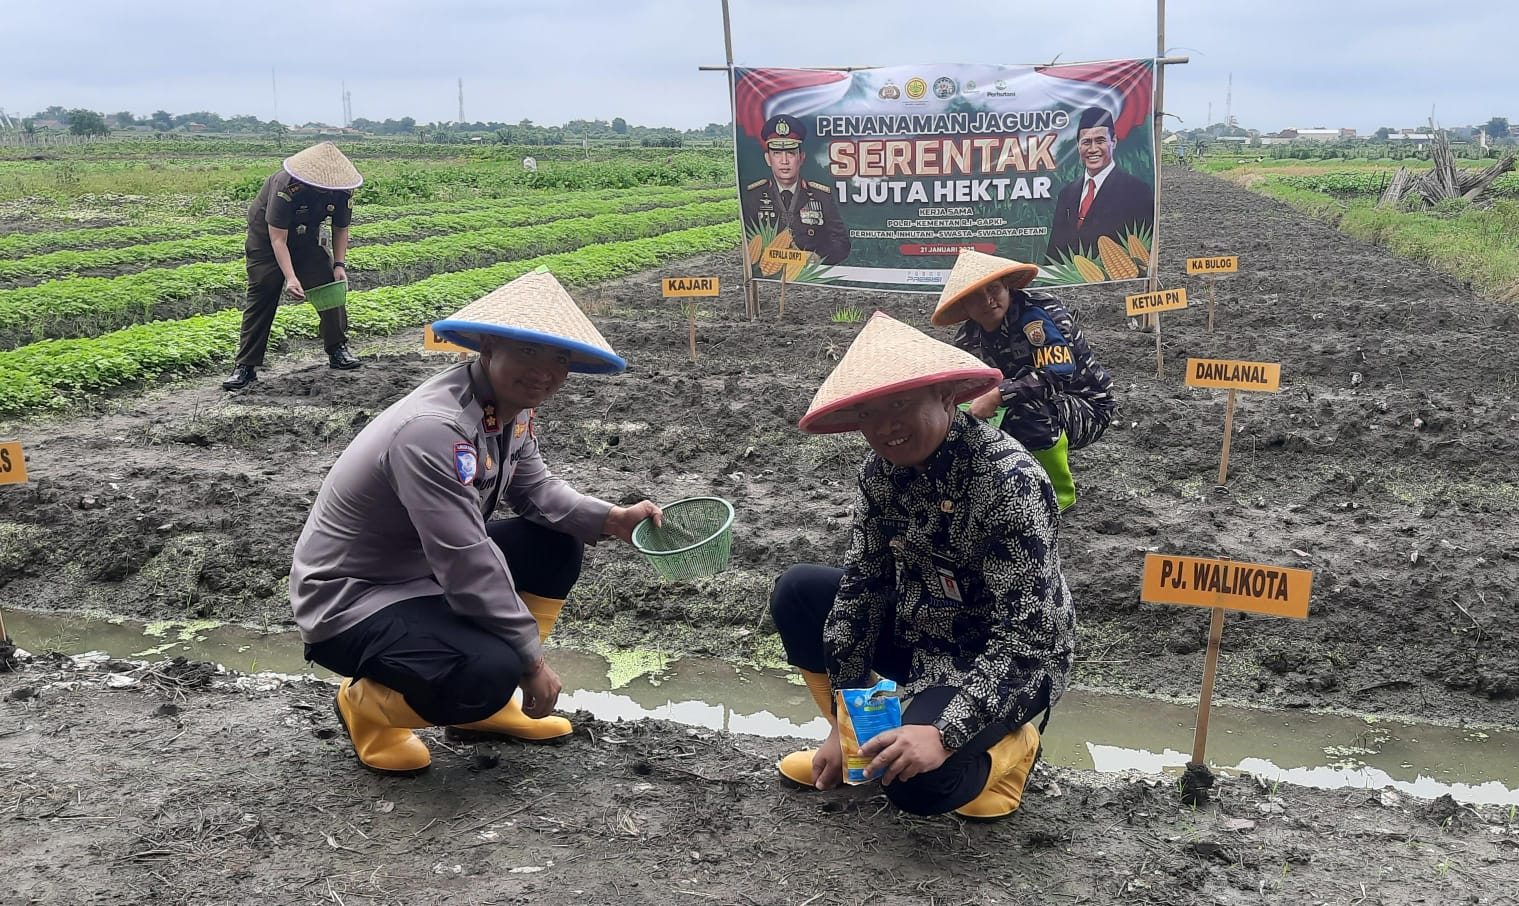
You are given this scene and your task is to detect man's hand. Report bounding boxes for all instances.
[603,500,663,543]
[284,278,306,301]
[518,658,562,719]
[859,724,952,786]
[812,725,844,790]
[333,265,348,284]
[968,387,1002,420]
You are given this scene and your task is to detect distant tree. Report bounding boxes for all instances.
[66,109,109,137]
[21,119,35,135]
[1485,117,1511,140]
[113,111,135,128]
[1373,127,1392,141]
[150,110,173,131]
[612,117,628,134]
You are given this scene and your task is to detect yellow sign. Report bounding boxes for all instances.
[661,277,721,297]
[1125,287,1189,316]
[0,441,27,484]
[1186,256,1239,274]
[425,326,471,354]
[764,248,807,266]
[1141,553,1312,618]
[1185,358,1281,392]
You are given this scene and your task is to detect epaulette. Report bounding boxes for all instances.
[746,179,768,190]
[806,181,832,193]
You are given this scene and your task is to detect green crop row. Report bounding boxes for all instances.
[1274,169,1519,198]
[0,199,739,348]
[0,184,719,258]
[0,222,742,416]
[0,188,733,283]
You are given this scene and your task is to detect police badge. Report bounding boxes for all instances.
[1023,320,1047,346]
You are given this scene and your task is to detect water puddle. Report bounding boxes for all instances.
[6,610,1516,805]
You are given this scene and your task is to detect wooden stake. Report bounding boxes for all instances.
[1217,387,1237,484]
[688,301,698,363]
[778,267,788,319]
[1207,275,1216,333]
[1190,606,1226,764]
[0,605,7,641]
[1154,312,1164,377]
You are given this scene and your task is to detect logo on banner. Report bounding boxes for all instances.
[878,81,901,100]
[933,77,957,99]
[905,77,927,100]
[965,80,978,91]
[988,78,1016,98]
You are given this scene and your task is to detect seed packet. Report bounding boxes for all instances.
[835,679,903,785]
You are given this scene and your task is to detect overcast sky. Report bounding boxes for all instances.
[3,1,1511,133]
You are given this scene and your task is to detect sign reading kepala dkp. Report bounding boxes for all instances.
[734,60,1157,293]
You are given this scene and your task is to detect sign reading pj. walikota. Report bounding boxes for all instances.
[734,61,1157,293]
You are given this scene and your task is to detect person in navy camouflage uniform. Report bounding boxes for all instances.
[932,249,1115,511]
[770,313,1074,821]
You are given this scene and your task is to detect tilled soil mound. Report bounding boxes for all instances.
[1,167,1515,726]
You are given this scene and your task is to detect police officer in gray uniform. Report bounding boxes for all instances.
[290,271,663,775]
[742,114,851,267]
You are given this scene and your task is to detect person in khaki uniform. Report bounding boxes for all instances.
[770,313,1074,820]
[290,271,662,774]
[224,141,363,391]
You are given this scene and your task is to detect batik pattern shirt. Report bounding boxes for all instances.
[823,412,1075,749]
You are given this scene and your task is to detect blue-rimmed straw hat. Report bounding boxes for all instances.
[431,271,626,374]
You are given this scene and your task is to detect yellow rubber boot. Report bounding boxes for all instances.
[1029,433,1076,512]
[334,678,433,775]
[954,722,1041,820]
[777,669,835,785]
[448,592,572,743]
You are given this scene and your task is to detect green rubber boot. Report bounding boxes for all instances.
[1029,433,1076,512]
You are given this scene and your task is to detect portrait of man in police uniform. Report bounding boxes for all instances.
[742,114,851,267]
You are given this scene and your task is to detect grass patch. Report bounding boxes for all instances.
[1256,180,1519,300]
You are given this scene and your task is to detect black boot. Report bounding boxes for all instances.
[328,345,361,370]
[221,364,257,391]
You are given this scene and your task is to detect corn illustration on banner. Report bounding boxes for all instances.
[734,60,1157,293]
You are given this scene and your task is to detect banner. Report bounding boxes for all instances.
[734,60,1156,293]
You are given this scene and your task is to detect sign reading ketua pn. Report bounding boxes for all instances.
[1125,287,1188,316]
[1185,358,1281,392]
[1186,255,1239,274]
[0,441,27,484]
[661,277,721,297]
[1141,553,1312,618]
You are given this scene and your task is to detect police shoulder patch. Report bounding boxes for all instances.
[806,181,832,193]
[454,442,478,486]
[746,179,768,190]
[276,192,292,202]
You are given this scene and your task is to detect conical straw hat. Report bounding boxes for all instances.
[431,270,626,374]
[799,313,1002,434]
[283,141,363,191]
[930,249,1039,326]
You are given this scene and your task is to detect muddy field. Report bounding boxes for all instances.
[1,166,1518,904]
[4,654,1518,906]
[2,167,1515,726]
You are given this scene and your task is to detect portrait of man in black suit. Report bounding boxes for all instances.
[1044,107,1154,267]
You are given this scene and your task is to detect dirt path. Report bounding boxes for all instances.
[1,166,1516,729]
[5,655,1516,906]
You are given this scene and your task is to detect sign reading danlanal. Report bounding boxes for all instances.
[1124,287,1188,316]
[1141,553,1312,619]
[1185,358,1281,392]
[661,277,721,297]
[1186,256,1239,274]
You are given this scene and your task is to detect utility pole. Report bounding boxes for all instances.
[1226,73,1233,127]
[458,78,465,124]
[271,68,279,124]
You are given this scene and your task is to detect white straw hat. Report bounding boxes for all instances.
[431,270,626,374]
[282,141,363,191]
[799,312,1001,434]
[931,249,1039,326]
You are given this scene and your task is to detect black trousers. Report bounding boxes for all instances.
[304,519,584,725]
[771,564,1044,816]
[235,249,349,367]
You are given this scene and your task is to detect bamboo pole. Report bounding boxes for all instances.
[1190,607,1226,763]
[1207,275,1216,333]
[778,267,788,319]
[1142,0,1167,334]
[719,0,756,320]
[688,301,698,362]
